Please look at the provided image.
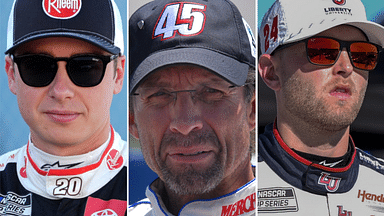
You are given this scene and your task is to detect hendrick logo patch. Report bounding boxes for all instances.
[0,192,32,216]
[42,0,82,19]
[258,187,298,213]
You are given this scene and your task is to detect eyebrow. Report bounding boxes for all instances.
[140,78,230,88]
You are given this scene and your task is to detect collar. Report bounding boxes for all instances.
[17,125,127,199]
[259,123,360,194]
[28,133,110,172]
[145,178,256,216]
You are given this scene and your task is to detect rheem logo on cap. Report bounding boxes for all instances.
[42,0,82,19]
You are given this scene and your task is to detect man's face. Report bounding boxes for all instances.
[274,25,369,131]
[5,37,124,155]
[130,65,255,195]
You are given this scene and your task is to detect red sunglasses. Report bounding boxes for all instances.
[274,37,382,71]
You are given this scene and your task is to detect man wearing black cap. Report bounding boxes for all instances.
[0,0,127,215]
[129,0,256,215]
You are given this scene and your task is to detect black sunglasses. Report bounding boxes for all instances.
[13,54,118,87]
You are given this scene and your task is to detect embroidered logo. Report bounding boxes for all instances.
[53,177,83,196]
[262,15,278,52]
[106,149,123,170]
[337,205,352,216]
[258,187,299,213]
[0,192,32,216]
[153,2,206,40]
[84,197,126,216]
[91,209,117,216]
[20,156,27,178]
[318,172,341,192]
[357,189,384,203]
[42,0,82,20]
[333,0,346,5]
[221,192,256,216]
[41,161,83,171]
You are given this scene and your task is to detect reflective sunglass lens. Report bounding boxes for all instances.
[350,43,378,70]
[307,38,340,65]
[306,37,379,71]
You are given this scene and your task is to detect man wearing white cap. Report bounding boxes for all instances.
[0,0,127,215]
[258,0,384,215]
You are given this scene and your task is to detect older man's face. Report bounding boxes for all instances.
[130,64,255,195]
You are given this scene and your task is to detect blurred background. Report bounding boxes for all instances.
[128,0,255,205]
[258,0,384,158]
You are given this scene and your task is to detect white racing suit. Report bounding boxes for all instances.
[258,123,384,215]
[0,126,127,216]
[129,176,256,216]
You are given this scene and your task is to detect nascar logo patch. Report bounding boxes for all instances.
[258,187,299,213]
[42,0,82,19]
[0,192,32,216]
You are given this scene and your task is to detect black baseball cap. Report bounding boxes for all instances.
[6,0,124,55]
[129,0,256,94]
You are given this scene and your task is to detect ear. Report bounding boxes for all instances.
[5,55,18,95]
[113,55,126,94]
[258,54,281,91]
[129,108,140,139]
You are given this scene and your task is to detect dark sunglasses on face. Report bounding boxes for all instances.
[12,54,118,87]
[274,36,382,71]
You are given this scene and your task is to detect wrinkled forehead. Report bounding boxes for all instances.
[138,64,231,89]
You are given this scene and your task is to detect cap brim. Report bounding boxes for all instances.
[283,20,384,48]
[5,32,121,55]
[129,48,250,94]
[348,21,384,47]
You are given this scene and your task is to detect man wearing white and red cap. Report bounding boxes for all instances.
[258,0,384,215]
[0,0,127,215]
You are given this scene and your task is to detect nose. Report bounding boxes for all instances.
[169,92,203,135]
[332,48,353,77]
[47,62,75,101]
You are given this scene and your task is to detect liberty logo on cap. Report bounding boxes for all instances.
[42,0,82,19]
[333,0,346,5]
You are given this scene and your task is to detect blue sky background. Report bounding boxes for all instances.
[0,0,127,155]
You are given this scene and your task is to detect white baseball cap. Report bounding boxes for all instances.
[259,0,384,55]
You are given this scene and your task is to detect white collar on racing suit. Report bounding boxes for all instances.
[145,177,256,216]
[16,125,127,199]
[29,133,110,171]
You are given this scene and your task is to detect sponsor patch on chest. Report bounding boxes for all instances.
[0,192,32,216]
[258,187,298,213]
